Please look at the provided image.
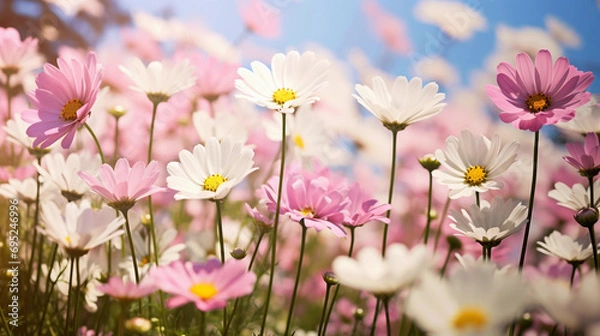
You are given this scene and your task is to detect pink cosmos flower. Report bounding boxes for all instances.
[78,158,165,212]
[363,0,412,55]
[344,182,391,227]
[262,168,349,237]
[0,27,43,79]
[564,132,600,177]
[148,259,256,311]
[184,52,238,101]
[97,276,157,301]
[486,49,593,132]
[22,51,103,149]
[238,0,281,39]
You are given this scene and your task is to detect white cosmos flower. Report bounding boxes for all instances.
[34,151,101,202]
[432,130,519,199]
[414,0,487,41]
[0,177,56,204]
[39,200,125,257]
[166,136,258,201]
[537,230,594,264]
[353,75,446,131]
[557,95,600,135]
[119,57,196,104]
[405,262,528,336]
[548,179,600,212]
[235,50,330,113]
[449,197,527,245]
[332,243,432,296]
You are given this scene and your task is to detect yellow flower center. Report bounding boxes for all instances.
[61,99,83,121]
[526,93,550,113]
[452,306,488,331]
[139,255,150,267]
[300,207,314,217]
[294,135,305,149]
[272,88,297,105]
[190,283,218,300]
[464,165,487,186]
[65,236,71,244]
[203,174,228,192]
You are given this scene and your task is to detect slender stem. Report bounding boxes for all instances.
[37,243,58,335]
[260,113,287,335]
[482,244,487,261]
[369,299,381,336]
[148,101,160,163]
[64,256,75,335]
[248,232,265,271]
[570,263,578,287]
[84,122,106,163]
[439,245,454,277]
[433,197,452,252]
[216,201,226,263]
[199,310,206,336]
[318,283,333,336]
[383,298,391,336]
[588,226,599,272]
[122,210,141,284]
[488,246,493,261]
[30,155,42,303]
[475,191,480,208]
[423,171,434,244]
[147,197,167,335]
[113,116,120,163]
[518,131,540,270]
[284,222,308,336]
[383,130,399,256]
[118,302,127,336]
[322,227,356,335]
[74,257,82,331]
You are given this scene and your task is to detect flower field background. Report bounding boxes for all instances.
[1,0,600,335]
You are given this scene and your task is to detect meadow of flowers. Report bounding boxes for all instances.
[1,1,600,335]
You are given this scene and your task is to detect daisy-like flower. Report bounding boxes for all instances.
[332,243,431,296]
[78,158,164,212]
[537,230,594,264]
[188,53,238,101]
[262,168,349,237]
[432,130,519,199]
[557,94,600,134]
[148,258,256,311]
[4,115,53,156]
[548,180,600,211]
[564,132,600,178]
[119,57,196,104]
[0,177,56,205]
[39,200,125,257]
[238,0,281,39]
[449,197,527,245]
[405,262,528,335]
[166,136,258,201]
[353,75,446,132]
[343,183,391,227]
[235,50,330,113]
[22,51,103,149]
[0,27,43,81]
[35,151,101,202]
[486,49,594,132]
[97,276,157,302]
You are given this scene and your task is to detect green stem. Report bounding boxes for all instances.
[199,310,206,336]
[433,197,451,253]
[382,130,399,256]
[318,283,333,336]
[482,244,487,261]
[423,171,434,244]
[113,116,120,163]
[383,298,391,336]
[283,222,308,336]
[30,156,42,304]
[369,299,381,336]
[74,257,82,332]
[216,201,226,263]
[248,232,265,271]
[84,122,106,163]
[147,197,167,335]
[475,191,480,208]
[118,302,127,336]
[518,131,540,270]
[260,112,287,335]
[37,243,58,335]
[0,306,13,336]
[439,245,454,277]
[322,227,356,335]
[148,101,160,163]
[588,226,599,272]
[64,256,75,335]
[570,263,578,287]
[122,210,141,284]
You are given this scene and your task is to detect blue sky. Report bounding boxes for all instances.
[120,0,600,92]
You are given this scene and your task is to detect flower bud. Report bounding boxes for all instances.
[575,207,599,228]
[125,317,152,333]
[353,308,365,321]
[446,236,463,250]
[230,248,247,260]
[322,271,339,285]
[419,154,441,172]
[108,105,126,119]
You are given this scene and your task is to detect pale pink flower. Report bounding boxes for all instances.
[363,0,411,55]
[262,168,349,237]
[22,51,103,149]
[0,27,43,81]
[148,259,256,311]
[97,276,157,301]
[185,53,239,101]
[78,158,165,212]
[486,49,593,132]
[343,183,391,227]
[564,132,600,177]
[238,0,281,39]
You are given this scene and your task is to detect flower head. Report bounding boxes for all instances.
[39,200,125,257]
[332,243,431,296]
[0,27,43,79]
[235,50,329,113]
[238,0,281,39]
[149,259,256,311]
[564,132,600,178]
[22,51,103,149]
[78,158,165,212]
[548,180,600,212]
[449,197,527,245]
[353,75,445,132]
[97,276,157,302]
[486,49,593,132]
[432,130,519,199]
[167,137,258,201]
[537,230,594,264]
[343,183,391,227]
[119,57,196,104]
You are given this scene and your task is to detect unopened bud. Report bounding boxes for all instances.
[125,317,152,333]
[322,271,339,286]
[353,308,365,321]
[446,236,463,250]
[230,248,247,260]
[575,207,599,228]
[419,154,441,172]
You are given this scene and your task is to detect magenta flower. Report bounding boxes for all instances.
[486,49,593,132]
[344,183,391,227]
[97,276,157,301]
[22,51,103,149]
[148,259,256,311]
[564,132,600,178]
[262,168,349,237]
[78,158,165,212]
